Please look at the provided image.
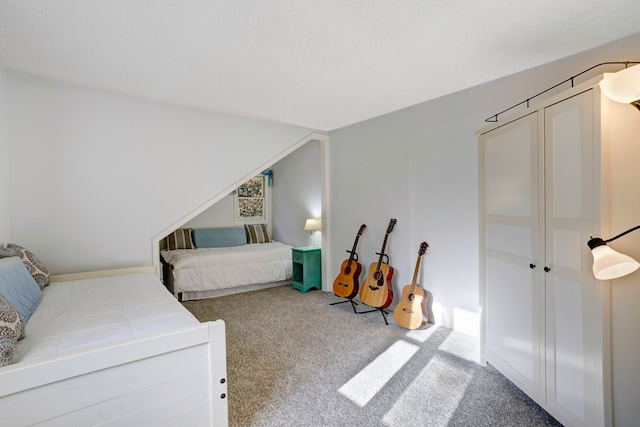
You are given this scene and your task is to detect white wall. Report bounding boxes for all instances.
[271,140,322,247]
[328,31,640,424]
[5,72,313,274]
[329,99,481,336]
[606,100,640,427]
[0,67,9,246]
[183,140,323,248]
[183,193,235,229]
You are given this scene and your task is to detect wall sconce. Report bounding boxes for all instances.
[304,218,322,246]
[599,64,640,110]
[587,225,640,280]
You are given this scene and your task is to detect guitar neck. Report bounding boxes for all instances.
[346,235,361,269]
[375,233,390,270]
[409,256,423,293]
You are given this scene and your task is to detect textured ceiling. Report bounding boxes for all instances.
[1,1,640,131]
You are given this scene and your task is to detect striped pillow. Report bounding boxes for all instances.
[165,228,194,250]
[244,224,270,244]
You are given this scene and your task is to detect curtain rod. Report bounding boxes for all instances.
[485,61,640,123]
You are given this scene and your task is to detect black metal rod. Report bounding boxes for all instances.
[604,225,640,244]
[485,61,640,123]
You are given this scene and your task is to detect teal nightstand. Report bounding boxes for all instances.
[291,247,321,293]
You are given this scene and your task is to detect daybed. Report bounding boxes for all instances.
[0,251,228,427]
[161,225,293,301]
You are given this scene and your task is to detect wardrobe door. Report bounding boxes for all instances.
[479,112,544,401]
[544,89,600,427]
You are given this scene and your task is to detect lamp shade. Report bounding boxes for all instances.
[599,64,640,104]
[590,245,640,280]
[304,218,321,231]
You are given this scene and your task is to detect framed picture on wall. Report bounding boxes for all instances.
[234,175,267,224]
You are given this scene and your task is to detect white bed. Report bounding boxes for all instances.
[0,267,228,426]
[162,241,293,301]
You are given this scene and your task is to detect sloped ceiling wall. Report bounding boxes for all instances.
[5,72,313,274]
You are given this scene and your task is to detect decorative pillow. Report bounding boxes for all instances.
[165,228,194,250]
[0,257,42,322]
[0,243,50,289]
[0,336,17,367]
[244,224,270,244]
[192,227,247,248]
[0,294,25,367]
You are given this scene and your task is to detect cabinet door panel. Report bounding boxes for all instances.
[549,105,583,219]
[553,276,585,418]
[486,256,536,383]
[480,111,542,400]
[483,114,536,217]
[486,222,532,260]
[545,90,593,425]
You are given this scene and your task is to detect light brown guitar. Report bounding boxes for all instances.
[333,224,366,299]
[359,219,397,309]
[394,242,429,329]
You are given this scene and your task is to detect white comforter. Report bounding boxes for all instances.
[16,273,199,363]
[161,242,293,294]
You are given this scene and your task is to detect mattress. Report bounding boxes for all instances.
[15,273,199,363]
[161,242,293,295]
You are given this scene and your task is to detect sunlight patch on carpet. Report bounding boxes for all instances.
[338,340,419,407]
[382,356,475,426]
[437,330,481,364]
[404,324,438,343]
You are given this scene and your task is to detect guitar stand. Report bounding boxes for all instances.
[357,306,390,325]
[330,248,361,313]
[375,252,389,265]
[329,298,359,314]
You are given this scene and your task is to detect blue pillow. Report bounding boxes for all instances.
[192,227,247,248]
[0,257,42,322]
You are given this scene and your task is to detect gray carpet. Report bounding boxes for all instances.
[182,285,562,427]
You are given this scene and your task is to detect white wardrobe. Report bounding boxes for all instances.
[477,76,640,427]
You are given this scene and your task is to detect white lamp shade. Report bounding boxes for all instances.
[304,218,321,231]
[591,245,640,280]
[599,64,640,104]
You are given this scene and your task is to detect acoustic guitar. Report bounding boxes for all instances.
[394,242,429,330]
[359,219,397,308]
[333,224,367,299]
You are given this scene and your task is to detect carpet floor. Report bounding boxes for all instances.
[182,285,562,427]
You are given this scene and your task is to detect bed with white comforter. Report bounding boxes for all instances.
[161,241,293,301]
[15,273,199,363]
[0,260,228,427]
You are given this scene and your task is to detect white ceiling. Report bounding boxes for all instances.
[1,1,640,131]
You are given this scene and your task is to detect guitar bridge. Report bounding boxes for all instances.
[403,308,414,314]
[368,286,379,291]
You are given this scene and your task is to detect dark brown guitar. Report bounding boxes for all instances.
[359,219,397,308]
[394,242,429,329]
[333,224,366,299]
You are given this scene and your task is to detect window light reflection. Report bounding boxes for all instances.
[338,340,419,407]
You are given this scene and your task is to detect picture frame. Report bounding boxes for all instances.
[234,175,267,224]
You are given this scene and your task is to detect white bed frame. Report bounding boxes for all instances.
[0,267,228,427]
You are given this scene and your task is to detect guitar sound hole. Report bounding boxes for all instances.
[345,267,351,274]
[408,294,415,302]
[373,270,382,281]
